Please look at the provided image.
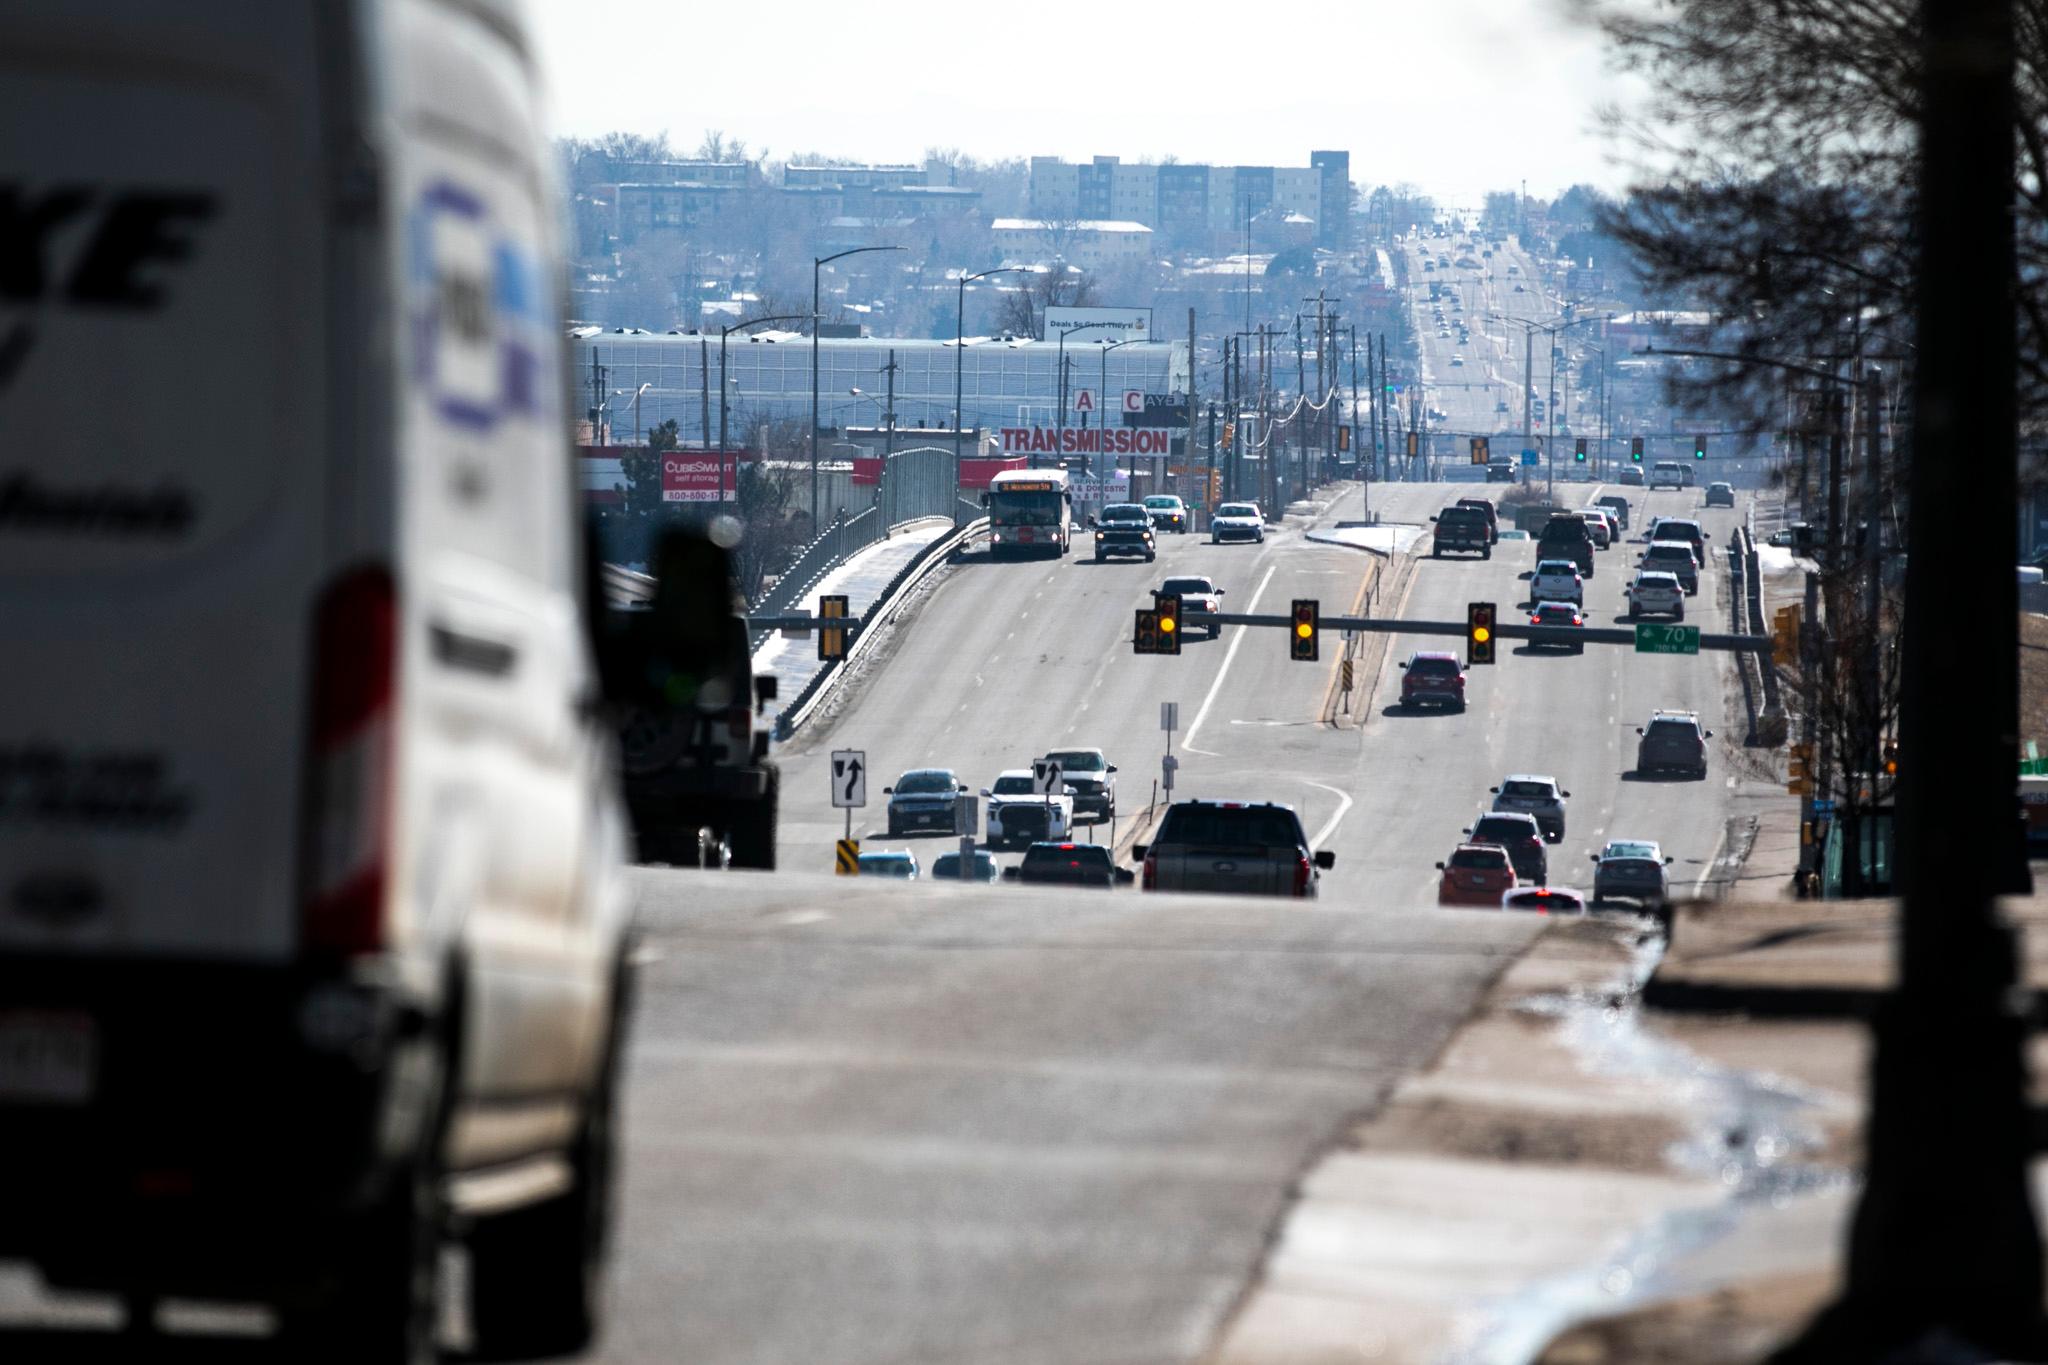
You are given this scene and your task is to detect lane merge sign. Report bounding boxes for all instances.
[1634,623,1701,655]
[831,749,867,808]
[1031,759,1064,795]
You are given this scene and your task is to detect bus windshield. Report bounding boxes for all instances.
[989,489,1065,526]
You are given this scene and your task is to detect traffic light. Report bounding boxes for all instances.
[1574,437,1587,463]
[1788,743,1813,796]
[1470,436,1490,466]
[1338,424,1351,452]
[818,594,849,661]
[1290,599,1319,661]
[1153,593,1183,656]
[1771,604,1800,666]
[1466,601,1496,666]
[1407,430,1419,459]
[1883,740,1899,776]
[1694,435,1707,460]
[1133,609,1160,654]
[1222,421,1236,451]
[1630,436,1644,463]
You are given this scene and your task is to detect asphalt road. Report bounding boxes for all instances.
[586,479,1752,1363]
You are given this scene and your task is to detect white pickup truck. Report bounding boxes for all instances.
[982,770,1076,849]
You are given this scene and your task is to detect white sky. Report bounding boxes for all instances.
[528,0,1641,205]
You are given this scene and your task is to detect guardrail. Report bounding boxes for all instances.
[772,516,989,739]
[748,446,965,652]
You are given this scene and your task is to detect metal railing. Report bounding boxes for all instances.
[747,445,963,651]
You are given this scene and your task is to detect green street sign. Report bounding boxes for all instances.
[1635,623,1701,655]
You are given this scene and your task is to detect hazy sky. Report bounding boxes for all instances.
[528,0,1641,205]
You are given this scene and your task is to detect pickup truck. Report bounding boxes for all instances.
[983,770,1076,848]
[1134,800,1334,898]
[1091,503,1158,562]
[1430,505,1493,559]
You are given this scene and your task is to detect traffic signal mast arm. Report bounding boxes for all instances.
[1178,608,1772,653]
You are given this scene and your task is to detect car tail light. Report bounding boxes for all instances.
[301,566,397,955]
[1142,851,1158,890]
[1294,853,1313,897]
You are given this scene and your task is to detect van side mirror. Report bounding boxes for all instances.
[1434,862,1446,871]
[1488,786,1500,794]
[1314,850,1336,870]
[883,786,894,795]
[1107,764,1118,773]
[1704,730,1714,739]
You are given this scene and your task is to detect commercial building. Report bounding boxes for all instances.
[991,218,1154,270]
[572,331,1189,450]
[1027,152,1352,251]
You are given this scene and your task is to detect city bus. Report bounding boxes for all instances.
[983,467,1072,558]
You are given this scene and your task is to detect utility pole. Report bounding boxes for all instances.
[1778,0,2048,1356]
[1521,325,1535,490]
[1294,313,1308,504]
[883,348,898,457]
[698,340,709,450]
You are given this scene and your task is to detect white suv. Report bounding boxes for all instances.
[1625,570,1687,620]
[1531,560,1585,607]
[1492,774,1571,842]
[983,770,1076,848]
[0,7,633,1358]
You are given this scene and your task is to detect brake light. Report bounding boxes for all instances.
[301,566,397,955]
[1294,853,1313,896]
[1142,851,1158,890]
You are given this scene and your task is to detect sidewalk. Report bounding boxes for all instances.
[753,517,957,731]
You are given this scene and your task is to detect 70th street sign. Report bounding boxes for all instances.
[1634,623,1701,655]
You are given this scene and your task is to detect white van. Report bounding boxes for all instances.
[0,3,633,1360]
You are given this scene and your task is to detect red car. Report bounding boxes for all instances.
[1400,650,1467,710]
[1436,843,1517,905]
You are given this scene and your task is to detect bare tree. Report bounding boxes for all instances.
[994,266,1097,338]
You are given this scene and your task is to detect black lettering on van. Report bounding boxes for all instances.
[0,473,196,537]
[66,192,217,308]
[0,185,93,301]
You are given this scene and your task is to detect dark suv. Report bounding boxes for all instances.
[1535,514,1595,577]
[1008,842,1132,888]
[1091,504,1157,562]
[1465,812,1547,883]
[1636,712,1713,779]
[1399,651,1467,710]
[884,768,969,834]
[1431,505,1493,559]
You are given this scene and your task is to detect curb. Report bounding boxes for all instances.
[773,518,988,740]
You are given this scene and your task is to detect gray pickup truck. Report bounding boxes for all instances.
[1134,800,1334,898]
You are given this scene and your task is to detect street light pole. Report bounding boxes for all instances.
[722,312,812,506]
[813,246,904,532]
[955,266,1031,519]
[1056,321,1116,446]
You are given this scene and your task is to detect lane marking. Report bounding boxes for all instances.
[1303,778,1355,850]
[1184,563,1278,756]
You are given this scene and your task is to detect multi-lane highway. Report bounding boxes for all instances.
[590,479,1752,1362]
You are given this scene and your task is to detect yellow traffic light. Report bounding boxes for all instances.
[1154,593,1183,656]
[1467,601,1496,666]
[1290,599,1319,661]
[1771,604,1800,667]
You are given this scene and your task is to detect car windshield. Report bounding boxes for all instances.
[1156,806,1302,847]
[894,771,957,795]
[1536,562,1575,576]
[1409,656,1459,676]
[1043,750,1104,772]
[858,856,914,877]
[1100,504,1148,522]
[1217,503,1258,518]
[1448,847,1508,870]
[991,775,1037,794]
[1144,497,1180,509]
[1472,816,1536,841]
[1160,578,1213,595]
[1022,844,1111,869]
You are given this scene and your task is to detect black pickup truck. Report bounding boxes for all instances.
[1091,503,1158,562]
[1430,504,1493,559]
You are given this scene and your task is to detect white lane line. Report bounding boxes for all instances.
[1302,778,1355,850]
[1183,563,1278,756]
[1692,820,1731,900]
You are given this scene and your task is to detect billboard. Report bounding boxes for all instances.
[1041,305,1152,343]
[997,426,1174,458]
[662,452,736,502]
